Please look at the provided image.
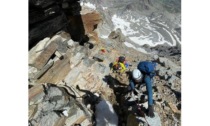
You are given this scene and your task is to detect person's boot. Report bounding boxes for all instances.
[148,105,155,118]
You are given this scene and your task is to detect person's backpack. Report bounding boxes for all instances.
[137,61,156,77]
[113,62,122,70]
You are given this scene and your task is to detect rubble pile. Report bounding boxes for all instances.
[29,3,181,126]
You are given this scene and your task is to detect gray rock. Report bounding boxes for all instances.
[64,67,81,86]
[136,112,161,126]
[93,54,105,62]
[108,28,125,42]
[56,40,68,53]
[96,63,107,74]
[166,70,173,77]
[164,75,168,80]
[158,57,166,66]
[157,67,167,79]
[55,51,63,59]
[70,52,85,66]
[153,55,159,61]
[83,57,95,67]
[153,93,162,102]
[39,111,60,126]
[28,66,39,80]
[168,75,180,88]
[47,86,63,97]
[67,39,74,48]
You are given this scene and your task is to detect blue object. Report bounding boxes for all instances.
[138,61,156,77]
[144,75,153,105]
[128,79,135,91]
[125,62,129,68]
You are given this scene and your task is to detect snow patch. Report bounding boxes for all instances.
[124,42,148,54]
[102,6,108,10]
[100,35,108,39]
[112,14,138,36]
[80,2,96,10]
[111,14,178,47]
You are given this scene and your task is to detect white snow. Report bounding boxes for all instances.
[124,42,148,54]
[62,110,68,117]
[111,14,178,48]
[102,6,108,10]
[112,14,138,36]
[162,27,176,46]
[124,42,136,48]
[80,2,96,10]
[100,35,109,39]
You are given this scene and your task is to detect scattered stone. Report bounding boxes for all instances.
[64,67,81,86]
[29,66,38,80]
[56,40,69,53]
[168,102,181,119]
[55,51,64,60]
[62,110,69,117]
[164,74,168,80]
[56,31,71,41]
[29,105,37,119]
[163,106,170,111]
[168,75,180,88]
[67,39,74,48]
[157,67,167,79]
[93,54,104,62]
[153,93,162,102]
[108,28,125,42]
[96,63,107,74]
[166,70,173,77]
[139,85,147,92]
[153,54,159,61]
[136,112,161,126]
[83,57,95,67]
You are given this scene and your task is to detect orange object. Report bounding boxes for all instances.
[100,48,106,53]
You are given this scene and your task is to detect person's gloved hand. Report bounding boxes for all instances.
[148,105,155,118]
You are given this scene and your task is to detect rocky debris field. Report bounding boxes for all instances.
[29,30,181,126]
[29,4,181,126]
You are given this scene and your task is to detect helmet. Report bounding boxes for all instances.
[132,69,142,81]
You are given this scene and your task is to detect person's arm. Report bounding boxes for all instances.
[129,79,135,91]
